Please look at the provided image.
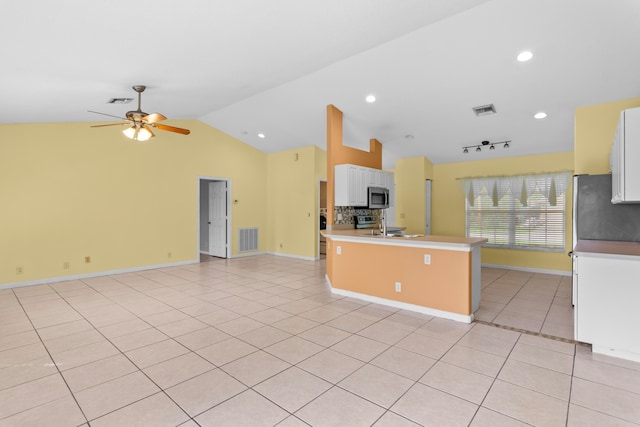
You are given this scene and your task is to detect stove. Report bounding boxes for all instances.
[355,215,378,229]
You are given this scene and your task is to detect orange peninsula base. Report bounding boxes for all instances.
[323,230,487,323]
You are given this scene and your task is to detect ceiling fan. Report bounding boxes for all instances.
[89,85,190,141]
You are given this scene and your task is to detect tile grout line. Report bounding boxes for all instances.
[6,285,90,426]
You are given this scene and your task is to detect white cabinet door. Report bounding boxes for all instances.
[355,166,368,206]
[611,107,640,203]
[374,170,385,186]
[365,168,377,187]
[385,172,395,207]
[576,254,640,360]
[335,164,368,206]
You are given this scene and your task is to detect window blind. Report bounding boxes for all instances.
[465,172,570,252]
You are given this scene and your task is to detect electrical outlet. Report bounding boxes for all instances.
[395,282,401,292]
[16,266,24,274]
[337,213,343,221]
[400,213,406,218]
[424,254,431,265]
[279,243,283,248]
[336,245,342,255]
[63,262,70,270]
[168,252,172,258]
[85,256,91,263]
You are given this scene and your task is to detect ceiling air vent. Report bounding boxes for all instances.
[107,97,134,104]
[472,104,496,116]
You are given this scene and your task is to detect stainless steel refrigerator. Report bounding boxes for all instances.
[573,174,640,245]
[571,174,640,302]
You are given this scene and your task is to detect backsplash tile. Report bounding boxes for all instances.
[334,206,381,225]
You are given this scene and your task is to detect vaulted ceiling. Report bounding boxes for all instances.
[2,0,639,167]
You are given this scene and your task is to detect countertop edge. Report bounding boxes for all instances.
[574,239,640,258]
[322,231,487,251]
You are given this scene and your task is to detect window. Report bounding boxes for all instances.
[465,172,570,251]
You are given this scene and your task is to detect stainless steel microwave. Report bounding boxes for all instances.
[368,186,389,209]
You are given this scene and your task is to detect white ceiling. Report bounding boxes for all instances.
[2,0,639,168]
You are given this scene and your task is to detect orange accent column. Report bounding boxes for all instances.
[326,104,383,225]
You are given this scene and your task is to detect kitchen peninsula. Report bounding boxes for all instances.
[322,229,487,323]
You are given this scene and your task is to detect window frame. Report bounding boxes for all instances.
[464,173,570,252]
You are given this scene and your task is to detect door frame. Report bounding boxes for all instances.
[197,176,232,260]
[318,178,327,259]
[425,179,432,235]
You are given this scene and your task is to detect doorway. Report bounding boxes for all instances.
[425,179,432,235]
[319,179,327,257]
[198,177,231,259]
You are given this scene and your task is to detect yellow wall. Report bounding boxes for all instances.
[0,120,267,285]
[574,97,640,174]
[430,152,574,272]
[395,156,434,234]
[266,146,326,258]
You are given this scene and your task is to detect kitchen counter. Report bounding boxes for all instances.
[322,229,487,323]
[322,229,486,251]
[574,239,640,258]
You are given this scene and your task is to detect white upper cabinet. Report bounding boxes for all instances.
[334,164,393,206]
[385,172,395,207]
[335,164,367,206]
[611,107,640,203]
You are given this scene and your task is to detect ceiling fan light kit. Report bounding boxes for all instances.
[89,85,191,141]
[123,126,153,142]
[463,140,511,154]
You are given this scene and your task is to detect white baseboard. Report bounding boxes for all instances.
[229,251,268,259]
[226,252,319,261]
[266,252,318,261]
[0,260,199,290]
[592,344,640,363]
[482,263,572,277]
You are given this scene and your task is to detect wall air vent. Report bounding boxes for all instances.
[239,227,259,252]
[107,98,134,104]
[472,104,496,116]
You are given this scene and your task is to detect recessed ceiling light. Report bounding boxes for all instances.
[517,51,533,62]
[257,133,265,138]
[365,94,376,103]
[534,112,547,119]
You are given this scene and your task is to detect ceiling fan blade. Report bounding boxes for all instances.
[88,110,128,120]
[90,122,129,127]
[141,113,167,124]
[154,123,191,135]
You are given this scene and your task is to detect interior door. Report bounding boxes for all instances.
[425,179,432,235]
[208,181,227,258]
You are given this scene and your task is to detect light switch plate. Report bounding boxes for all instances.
[424,254,431,264]
[337,246,342,255]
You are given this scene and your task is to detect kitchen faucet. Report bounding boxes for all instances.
[379,209,387,236]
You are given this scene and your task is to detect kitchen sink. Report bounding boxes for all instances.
[360,231,403,237]
[360,231,423,238]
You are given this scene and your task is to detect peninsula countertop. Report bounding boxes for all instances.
[321,228,487,251]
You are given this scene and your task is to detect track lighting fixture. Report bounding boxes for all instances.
[462,140,511,154]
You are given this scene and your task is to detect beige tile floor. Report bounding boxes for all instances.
[0,255,639,426]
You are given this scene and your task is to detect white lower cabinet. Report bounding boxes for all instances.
[575,253,640,362]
